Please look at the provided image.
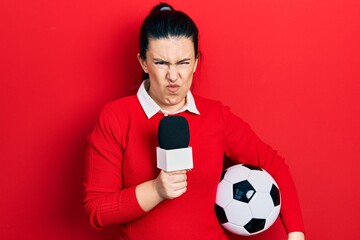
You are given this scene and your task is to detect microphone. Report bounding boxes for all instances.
[156,116,193,172]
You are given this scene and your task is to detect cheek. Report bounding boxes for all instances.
[183,69,195,81]
[148,69,164,81]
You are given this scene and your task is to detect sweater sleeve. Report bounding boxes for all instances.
[220,104,305,234]
[83,105,145,228]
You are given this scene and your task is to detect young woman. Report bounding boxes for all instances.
[84,3,305,239]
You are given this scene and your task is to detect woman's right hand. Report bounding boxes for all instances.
[154,170,188,199]
[136,170,188,212]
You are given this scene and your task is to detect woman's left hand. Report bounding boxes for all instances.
[288,232,305,240]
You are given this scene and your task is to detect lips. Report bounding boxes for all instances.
[167,84,180,93]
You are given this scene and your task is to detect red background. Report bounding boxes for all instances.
[1,0,359,239]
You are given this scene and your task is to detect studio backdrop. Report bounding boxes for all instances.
[1,1,359,239]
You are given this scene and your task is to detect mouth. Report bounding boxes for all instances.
[167,84,180,93]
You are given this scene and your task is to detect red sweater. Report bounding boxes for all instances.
[84,95,305,239]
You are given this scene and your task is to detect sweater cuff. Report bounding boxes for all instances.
[280,208,306,234]
[120,185,146,220]
[98,185,146,227]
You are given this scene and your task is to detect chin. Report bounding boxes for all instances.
[164,98,182,107]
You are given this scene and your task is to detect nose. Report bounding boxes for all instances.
[167,65,178,82]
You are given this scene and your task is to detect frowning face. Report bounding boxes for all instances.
[138,37,198,113]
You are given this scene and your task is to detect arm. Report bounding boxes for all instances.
[84,106,187,228]
[83,106,144,228]
[220,104,305,235]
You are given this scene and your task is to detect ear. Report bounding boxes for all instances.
[137,53,148,73]
[193,57,199,73]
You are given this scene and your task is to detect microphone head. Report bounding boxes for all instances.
[158,116,190,150]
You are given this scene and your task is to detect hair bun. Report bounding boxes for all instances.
[150,3,174,14]
[160,6,172,11]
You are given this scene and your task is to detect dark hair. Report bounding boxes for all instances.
[139,3,199,61]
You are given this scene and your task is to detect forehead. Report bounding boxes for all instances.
[147,37,195,60]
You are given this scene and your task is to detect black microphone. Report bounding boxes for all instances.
[157,116,193,171]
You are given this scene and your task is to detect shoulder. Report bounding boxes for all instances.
[193,94,221,107]
[193,95,249,128]
[102,95,140,115]
[92,95,146,140]
[193,94,229,114]
[96,95,143,125]
[104,95,139,110]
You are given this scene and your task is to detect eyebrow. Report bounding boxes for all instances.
[153,58,192,63]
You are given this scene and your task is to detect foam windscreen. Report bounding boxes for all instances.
[158,116,190,150]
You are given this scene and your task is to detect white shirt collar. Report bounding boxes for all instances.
[137,79,200,119]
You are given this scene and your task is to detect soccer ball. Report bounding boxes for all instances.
[215,164,281,236]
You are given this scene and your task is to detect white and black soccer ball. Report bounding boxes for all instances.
[215,164,281,236]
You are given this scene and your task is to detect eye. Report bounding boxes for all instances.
[177,61,190,68]
[155,61,167,65]
[154,61,168,69]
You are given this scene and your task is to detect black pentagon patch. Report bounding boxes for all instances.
[233,180,256,203]
[242,164,263,171]
[244,218,266,233]
[214,204,228,224]
[270,184,281,206]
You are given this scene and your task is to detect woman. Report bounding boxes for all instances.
[84,3,305,240]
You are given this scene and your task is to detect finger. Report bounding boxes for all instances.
[168,186,187,199]
[171,173,187,183]
[161,180,187,199]
[166,170,187,175]
[170,180,187,191]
